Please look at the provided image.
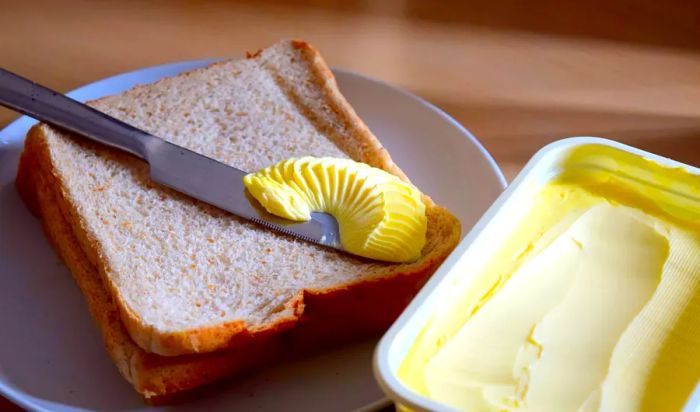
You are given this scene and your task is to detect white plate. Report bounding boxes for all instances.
[0,61,506,412]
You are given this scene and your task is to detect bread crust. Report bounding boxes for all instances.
[15,39,461,397]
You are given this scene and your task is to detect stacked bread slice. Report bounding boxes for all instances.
[16,39,461,401]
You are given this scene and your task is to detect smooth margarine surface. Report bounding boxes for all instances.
[399,145,700,411]
[243,157,427,263]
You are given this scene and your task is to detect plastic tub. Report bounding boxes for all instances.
[374,136,700,411]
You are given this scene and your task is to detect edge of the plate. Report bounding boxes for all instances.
[0,61,506,190]
[332,69,507,189]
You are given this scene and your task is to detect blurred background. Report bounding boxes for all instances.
[2,0,700,179]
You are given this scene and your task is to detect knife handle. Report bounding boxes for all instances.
[0,68,156,160]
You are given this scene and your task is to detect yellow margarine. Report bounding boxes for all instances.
[243,157,427,263]
[399,145,700,411]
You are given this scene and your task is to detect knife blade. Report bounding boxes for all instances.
[0,67,341,250]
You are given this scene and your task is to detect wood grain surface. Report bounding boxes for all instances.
[2,1,700,410]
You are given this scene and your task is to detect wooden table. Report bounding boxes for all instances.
[2,1,699,410]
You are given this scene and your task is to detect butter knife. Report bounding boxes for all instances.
[0,68,341,249]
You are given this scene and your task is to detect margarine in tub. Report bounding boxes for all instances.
[376,139,700,411]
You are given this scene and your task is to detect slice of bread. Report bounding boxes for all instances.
[18,132,440,399]
[16,39,461,397]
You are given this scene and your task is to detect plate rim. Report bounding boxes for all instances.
[0,60,506,412]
